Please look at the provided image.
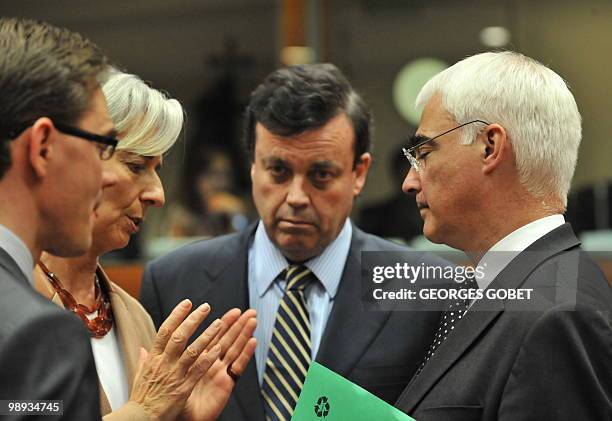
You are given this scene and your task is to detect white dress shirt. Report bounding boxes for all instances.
[248,219,352,384]
[476,215,566,290]
[88,313,129,411]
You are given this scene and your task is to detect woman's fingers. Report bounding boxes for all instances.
[223,314,257,365]
[185,343,223,385]
[150,299,192,355]
[163,302,211,359]
[228,337,257,378]
[130,303,256,421]
[146,304,258,394]
[215,309,257,356]
[178,316,224,371]
[204,308,242,351]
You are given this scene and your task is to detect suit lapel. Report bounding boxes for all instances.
[316,228,392,376]
[189,226,255,320]
[216,256,266,421]
[396,300,504,413]
[396,224,581,413]
[201,225,266,421]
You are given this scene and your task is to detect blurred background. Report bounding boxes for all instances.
[3,0,611,290]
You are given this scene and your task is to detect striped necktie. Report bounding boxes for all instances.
[262,265,315,421]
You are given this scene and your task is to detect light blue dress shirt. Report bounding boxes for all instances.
[0,224,34,286]
[248,219,352,385]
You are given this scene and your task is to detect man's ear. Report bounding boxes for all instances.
[353,152,372,196]
[481,124,507,175]
[28,118,55,178]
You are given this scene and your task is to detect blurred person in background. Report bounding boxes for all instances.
[34,69,257,421]
[166,148,250,238]
[359,146,423,243]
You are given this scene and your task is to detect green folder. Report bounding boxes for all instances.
[292,362,416,420]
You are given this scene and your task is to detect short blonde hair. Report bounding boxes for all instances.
[102,69,184,156]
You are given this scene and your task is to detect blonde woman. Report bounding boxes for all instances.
[34,70,256,420]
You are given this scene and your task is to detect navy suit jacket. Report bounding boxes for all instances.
[141,223,447,421]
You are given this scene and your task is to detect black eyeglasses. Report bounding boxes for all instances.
[7,121,118,160]
[402,120,489,173]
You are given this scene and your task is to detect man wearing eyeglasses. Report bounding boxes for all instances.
[395,51,612,420]
[0,18,119,419]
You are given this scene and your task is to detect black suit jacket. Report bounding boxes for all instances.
[0,248,100,420]
[395,224,612,421]
[141,223,447,421]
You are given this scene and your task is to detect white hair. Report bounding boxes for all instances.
[416,51,582,208]
[102,69,184,156]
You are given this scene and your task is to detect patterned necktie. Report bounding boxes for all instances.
[415,276,478,376]
[262,265,315,421]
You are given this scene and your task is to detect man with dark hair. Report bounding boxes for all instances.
[142,63,445,421]
[244,63,371,168]
[0,17,118,418]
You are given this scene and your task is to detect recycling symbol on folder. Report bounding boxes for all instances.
[314,396,330,418]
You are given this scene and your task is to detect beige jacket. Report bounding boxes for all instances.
[35,265,156,420]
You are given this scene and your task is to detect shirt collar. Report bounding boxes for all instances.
[476,214,565,290]
[0,224,35,286]
[253,219,352,298]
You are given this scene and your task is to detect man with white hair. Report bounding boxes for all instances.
[395,51,612,420]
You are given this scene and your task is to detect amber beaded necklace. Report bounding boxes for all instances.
[38,261,113,338]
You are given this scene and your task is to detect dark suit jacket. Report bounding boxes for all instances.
[395,224,612,421]
[0,248,100,420]
[141,223,446,421]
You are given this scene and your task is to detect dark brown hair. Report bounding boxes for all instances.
[0,18,109,178]
[244,63,371,168]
